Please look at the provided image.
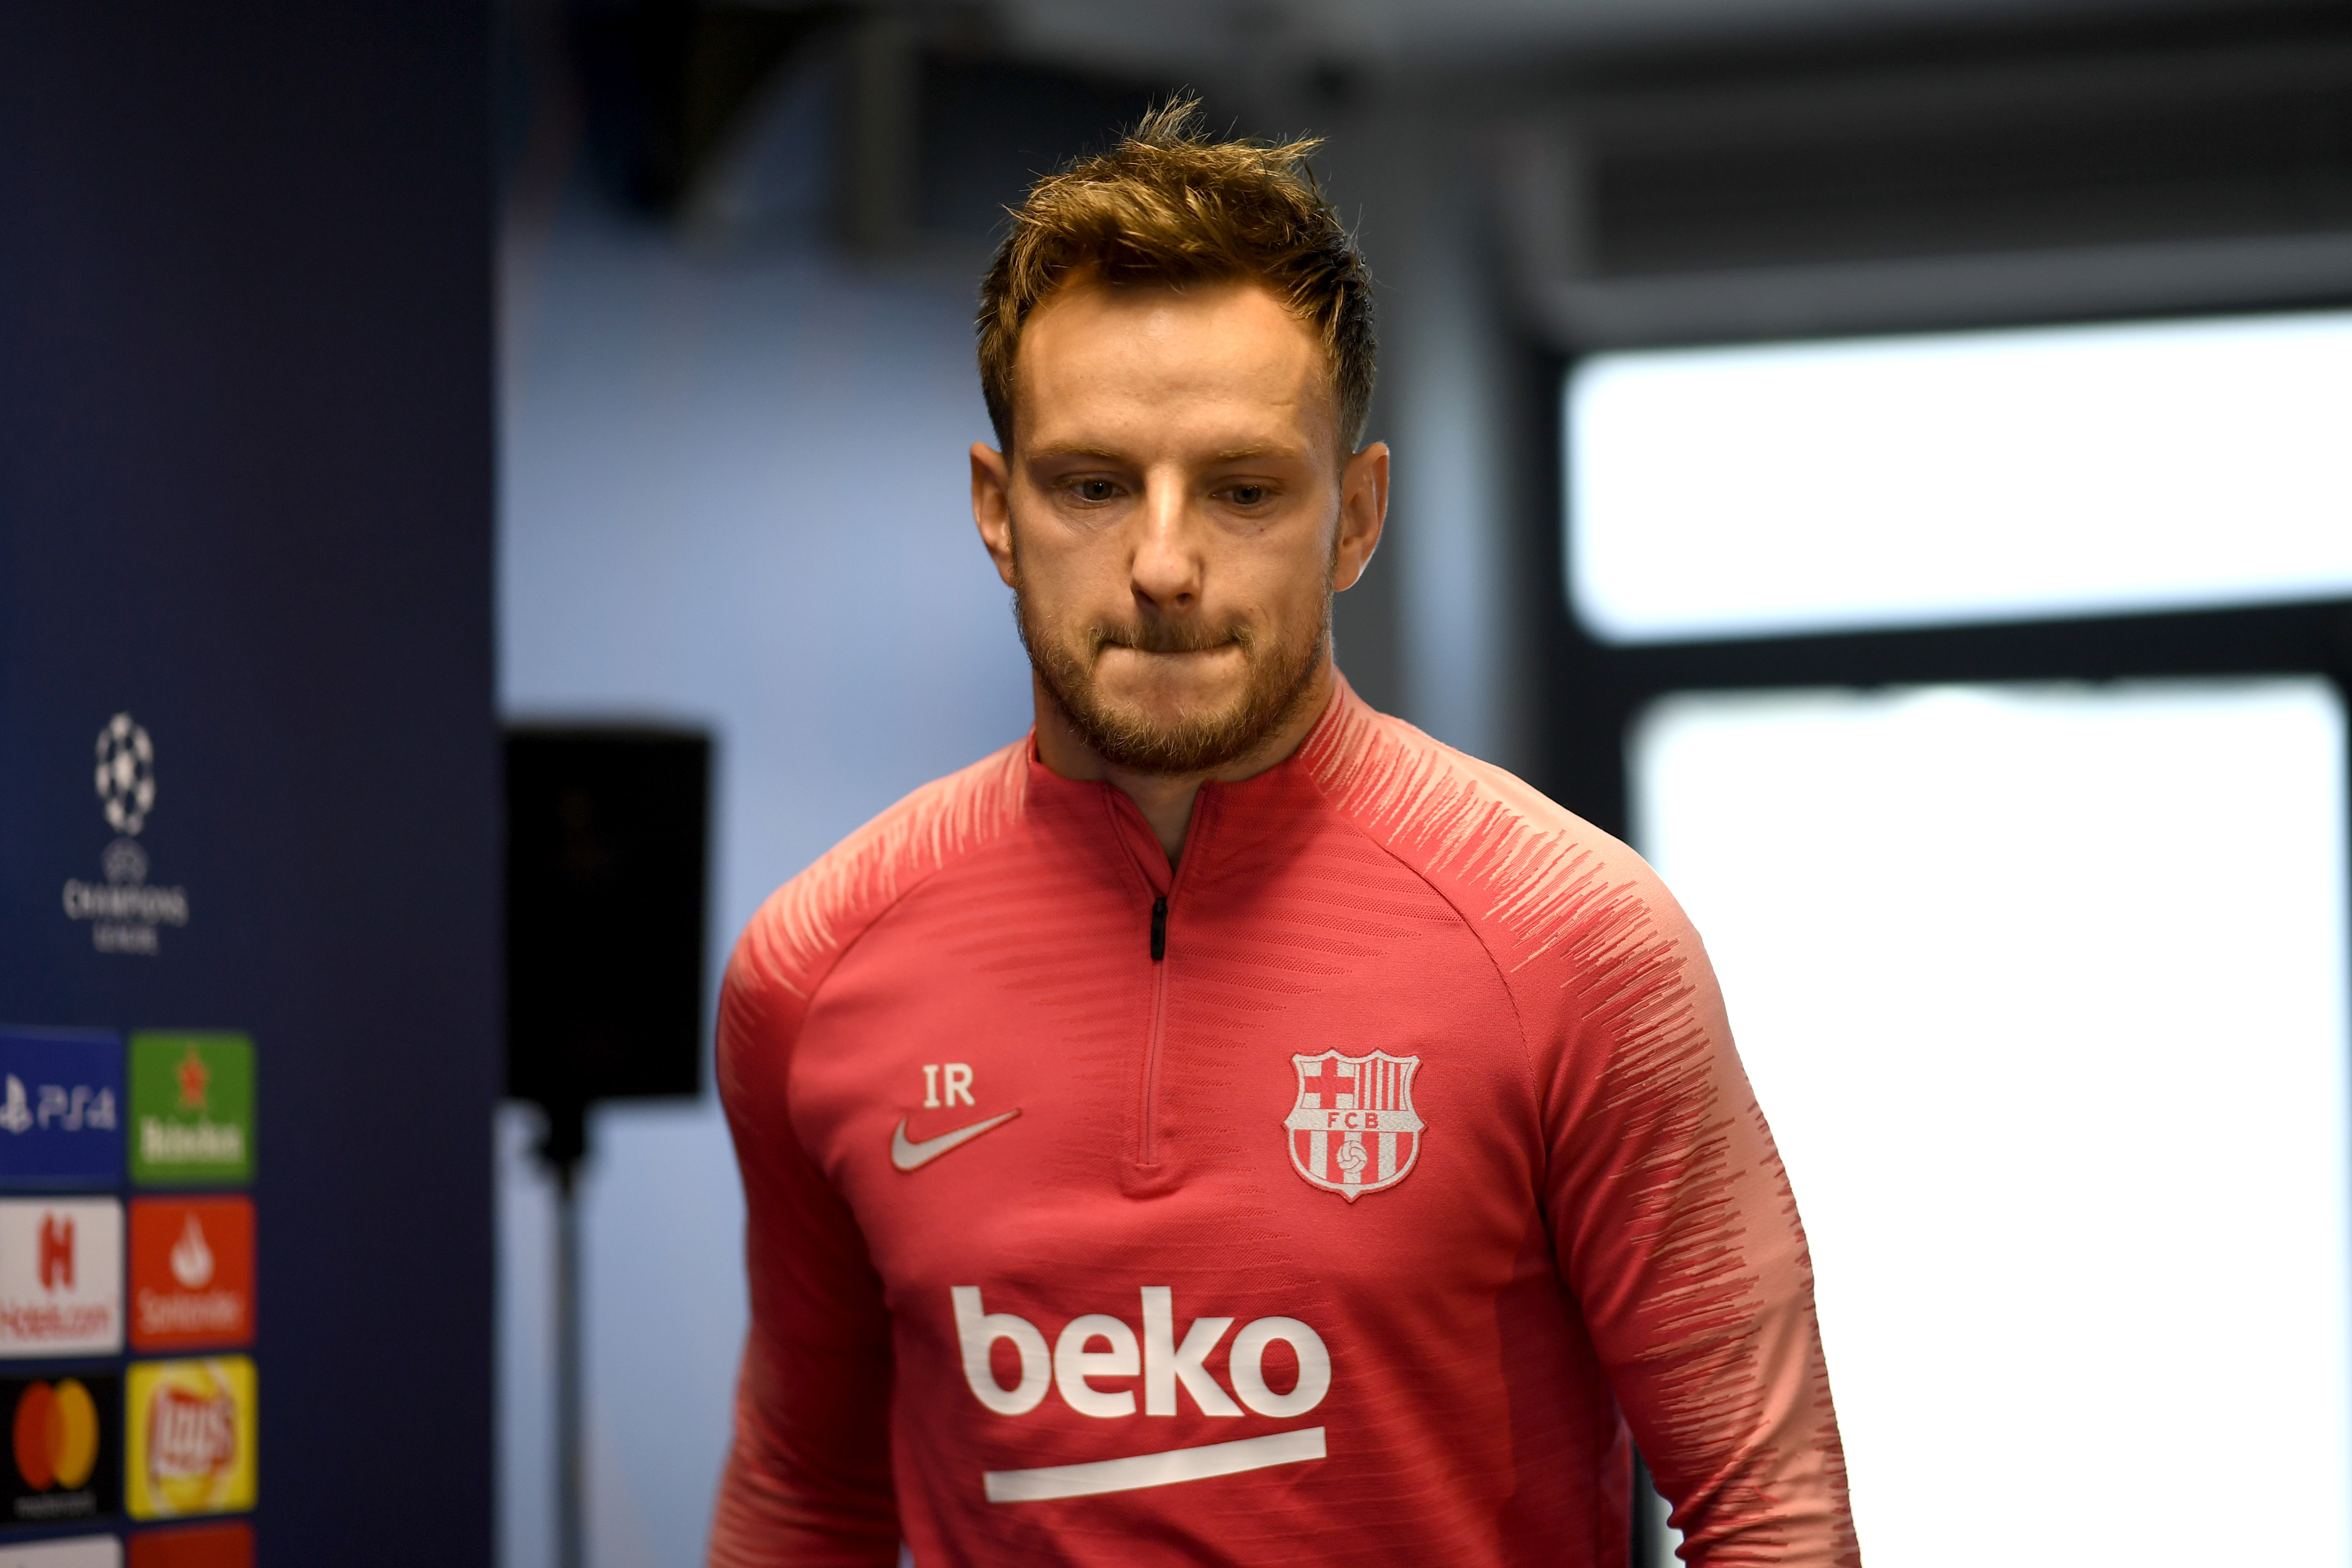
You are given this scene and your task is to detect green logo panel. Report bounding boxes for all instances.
[129,1032,254,1187]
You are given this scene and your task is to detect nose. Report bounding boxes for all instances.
[1128,468,1203,614]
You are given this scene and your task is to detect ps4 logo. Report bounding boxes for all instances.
[0,1078,118,1137]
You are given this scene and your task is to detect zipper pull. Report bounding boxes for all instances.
[1149,896,1168,962]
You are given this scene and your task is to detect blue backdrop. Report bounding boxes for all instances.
[0,4,496,1562]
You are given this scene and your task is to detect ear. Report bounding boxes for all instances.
[1332,441,1389,593]
[972,442,1018,589]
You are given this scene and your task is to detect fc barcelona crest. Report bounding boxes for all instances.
[1284,1050,1424,1202]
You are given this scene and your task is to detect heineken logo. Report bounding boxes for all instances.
[129,1035,252,1189]
[138,1121,244,1167]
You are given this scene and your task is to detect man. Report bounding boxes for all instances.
[712,104,1857,1567]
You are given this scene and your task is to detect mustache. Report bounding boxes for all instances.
[1088,618,1255,657]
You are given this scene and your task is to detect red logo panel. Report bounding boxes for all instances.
[129,1521,255,1568]
[128,1198,253,1351]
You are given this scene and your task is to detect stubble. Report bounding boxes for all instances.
[1014,583,1329,776]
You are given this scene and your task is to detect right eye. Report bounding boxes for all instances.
[1073,480,1119,503]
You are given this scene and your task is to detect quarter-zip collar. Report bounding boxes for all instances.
[1015,673,1356,890]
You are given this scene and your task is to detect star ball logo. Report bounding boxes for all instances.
[95,713,155,835]
[61,711,190,956]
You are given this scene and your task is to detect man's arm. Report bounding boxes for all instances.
[1542,870,1861,1568]
[708,943,900,1568]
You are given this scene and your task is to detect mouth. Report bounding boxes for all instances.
[1098,640,1240,663]
[1094,641,1246,685]
[1092,623,1250,661]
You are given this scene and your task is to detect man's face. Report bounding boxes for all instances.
[972,277,1385,776]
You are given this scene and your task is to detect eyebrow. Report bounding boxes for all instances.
[1024,445,1130,466]
[1209,446,1308,464]
[1022,442,1312,467]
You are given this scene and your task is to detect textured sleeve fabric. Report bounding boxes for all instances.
[1538,866,1858,1566]
[707,745,1029,1568]
[1300,693,1858,1567]
[708,917,902,1568]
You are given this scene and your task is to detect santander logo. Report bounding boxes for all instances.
[168,1215,213,1290]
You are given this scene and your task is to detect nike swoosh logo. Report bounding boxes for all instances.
[891,1109,1021,1172]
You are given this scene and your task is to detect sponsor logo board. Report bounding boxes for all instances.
[0,1200,122,1357]
[129,1201,251,1352]
[0,1538,121,1568]
[0,1033,122,1191]
[125,1359,254,1520]
[125,1523,251,1568]
[127,1039,251,1189]
[0,1373,121,1525]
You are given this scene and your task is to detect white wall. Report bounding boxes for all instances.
[1632,681,2352,1566]
[497,190,1032,1568]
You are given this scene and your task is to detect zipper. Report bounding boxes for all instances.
[1128,785,1209,1173]
[1138,895,1170,1165]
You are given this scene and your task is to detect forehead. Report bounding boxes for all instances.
[1012,277,1337,457]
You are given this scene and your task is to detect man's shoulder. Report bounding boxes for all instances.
[1300,685,1690,980]
[729,738,1031,1005]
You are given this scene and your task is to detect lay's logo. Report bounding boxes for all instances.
[126,1359,254,1520]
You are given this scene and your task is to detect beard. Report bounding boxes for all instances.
[1015,585,1330,776]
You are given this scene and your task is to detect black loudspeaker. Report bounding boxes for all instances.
[504,725,709,1568]
[504,725,710,1137]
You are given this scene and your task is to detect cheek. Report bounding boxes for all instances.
[1008,516,1117,611]
[1233,536,1337,624]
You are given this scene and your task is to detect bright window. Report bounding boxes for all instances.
[1630,679,2351,1567]
[1568,312,2352,643]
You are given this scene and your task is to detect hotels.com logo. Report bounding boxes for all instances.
[38,1217,71,1293]
[0,1200,121,1356]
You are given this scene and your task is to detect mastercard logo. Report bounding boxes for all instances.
[12,1377,99,1492]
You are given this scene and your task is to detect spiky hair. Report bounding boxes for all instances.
[975,98,1378,454]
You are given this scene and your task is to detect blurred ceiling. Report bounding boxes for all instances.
[990,0,2306,73]
[520,0,2352,345]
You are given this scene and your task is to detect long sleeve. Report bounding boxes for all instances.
[1541,869,1860,1567]
[706,744,1028,1566]
[708,937,901,1568]
[1294,686,1859,1567]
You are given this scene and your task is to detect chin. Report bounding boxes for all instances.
[1101,688,1243,737]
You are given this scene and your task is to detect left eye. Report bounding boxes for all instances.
[1226,485,1267,505]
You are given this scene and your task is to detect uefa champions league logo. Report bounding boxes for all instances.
[95,712,156,836]
[62,712,189,954]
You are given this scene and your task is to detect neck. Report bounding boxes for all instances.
[1032,657,1336,866]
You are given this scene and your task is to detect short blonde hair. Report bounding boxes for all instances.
[976,99,1378,454]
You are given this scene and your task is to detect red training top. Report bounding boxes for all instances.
[711,678,1858,1568]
